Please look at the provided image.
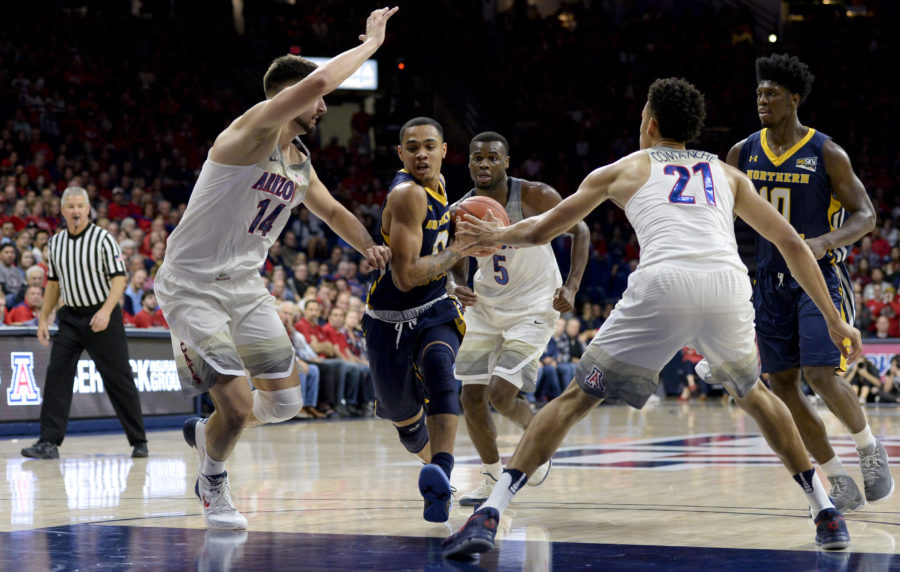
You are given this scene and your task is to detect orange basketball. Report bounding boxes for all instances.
[450,196,509,257]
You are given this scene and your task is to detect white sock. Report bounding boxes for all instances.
[819,455,849,479]
[483,460,502,481]
[851,425,876,450]
[202,454,226,477]
[798,470,833,515]
[480,472,523,514]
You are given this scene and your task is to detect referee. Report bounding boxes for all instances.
[21,186,148,459]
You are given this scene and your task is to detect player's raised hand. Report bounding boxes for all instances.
[359,7,399,46]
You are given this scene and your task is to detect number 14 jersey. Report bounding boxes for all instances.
[164,138,311,282]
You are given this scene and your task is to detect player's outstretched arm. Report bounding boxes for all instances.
[731,167,862,362]
[304,167,390,269]
[212,7,397,164]
[458,163,616,250]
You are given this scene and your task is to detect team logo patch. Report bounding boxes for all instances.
[796,156,817,172]
[583,366,606,393]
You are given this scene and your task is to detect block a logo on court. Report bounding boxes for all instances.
[6,352,41,406]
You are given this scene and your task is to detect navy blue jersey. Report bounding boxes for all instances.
[739,128,847,274]
[367,170,452,311]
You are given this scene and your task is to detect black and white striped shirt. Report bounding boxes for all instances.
[46,224,127,308]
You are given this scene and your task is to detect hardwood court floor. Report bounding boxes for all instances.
[1,399,899,570]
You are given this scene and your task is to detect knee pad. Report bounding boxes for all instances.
[420,342,459,416]
[396,418,429,454]
[251,387,303,424]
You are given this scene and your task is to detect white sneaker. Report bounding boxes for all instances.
[528,458,552,487]
[196,471,248,529]
[695,359,711,382]
[459,471,498,506]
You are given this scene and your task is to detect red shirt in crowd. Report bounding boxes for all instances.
[4,303,37,325]
[133,308,168,328]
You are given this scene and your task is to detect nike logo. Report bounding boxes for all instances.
[534,320,543,325]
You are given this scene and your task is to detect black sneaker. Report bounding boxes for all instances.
[132,442,149,458]
[442,506,500,558]
[814,508,850,550]
[21,440,59,459]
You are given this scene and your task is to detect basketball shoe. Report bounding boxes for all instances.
[195,472,248,529]
[459,470,498,507]
[858,440,895,503]
[813,507,850,550]
[827,475,865,514]
[442,506,500,558]
[419,463,453,522]
[528,458,552,487]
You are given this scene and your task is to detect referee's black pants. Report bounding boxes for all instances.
[39,305,147,446]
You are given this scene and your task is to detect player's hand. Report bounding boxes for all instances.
[452,285,478,307]
[553,285,576,313]
[90,308,111,333]
[804,236,829,259]
[359,7,399,46]
[365,244,392,269]
[827,320,863,364]
[449,230,500,258]
[455,211,504,249]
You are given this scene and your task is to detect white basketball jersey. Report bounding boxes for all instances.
[626,147,747,273]
[163,139,311,282]
[458,179,562,309]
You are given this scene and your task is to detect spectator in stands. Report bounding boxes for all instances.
[341,308,375,416]
[534,334,563,405]
[12,265,45,306]
[550,318,577,394]
[863,267,891,301]
[277,301,326,419]
[295,298,359,417]
[846,358,887,404]
[4,284,42,326]
[322,307,371,416]
[132,290,168,328]
[874,315,893,339]
[124,268,147,316]
[293,208,327,260]
[0,243,25,307]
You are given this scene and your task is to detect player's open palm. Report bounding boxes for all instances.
[359,7,399,46]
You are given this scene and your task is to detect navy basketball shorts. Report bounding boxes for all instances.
[753,266,846,374]
[362,298,464,422]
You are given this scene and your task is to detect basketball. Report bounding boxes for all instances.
[451,196,510,257]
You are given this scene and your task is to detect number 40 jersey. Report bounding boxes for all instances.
[164,138,311,283]
[739,128,847,274]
